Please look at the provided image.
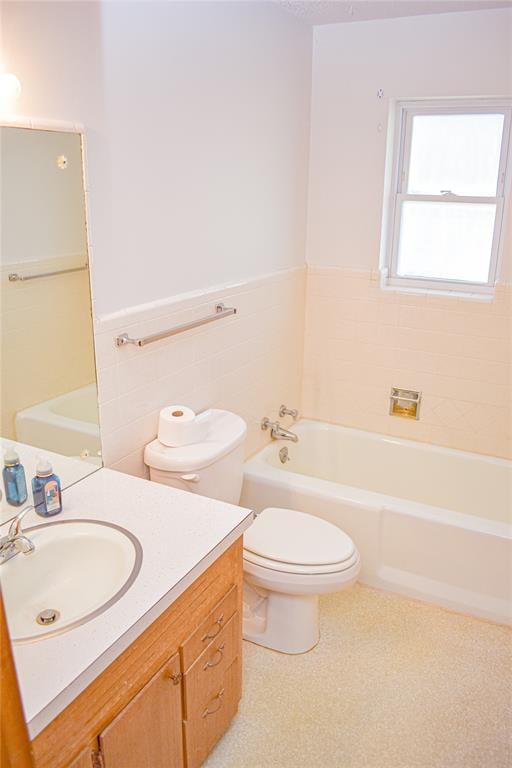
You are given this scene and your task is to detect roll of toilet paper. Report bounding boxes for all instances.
[158,405,200,447]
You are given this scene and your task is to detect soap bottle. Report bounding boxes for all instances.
[2,448,28,506]
[32,457,62,517]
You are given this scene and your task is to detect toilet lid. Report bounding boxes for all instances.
[244,508,355,567]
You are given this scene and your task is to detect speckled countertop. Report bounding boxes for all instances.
[3,467,253,739]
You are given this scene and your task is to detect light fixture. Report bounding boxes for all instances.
[0,73,22,117]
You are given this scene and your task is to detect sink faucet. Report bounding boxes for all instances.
[0,506,35,565]
[261,418,299,443]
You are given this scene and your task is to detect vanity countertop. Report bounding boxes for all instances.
[6,467,253,739]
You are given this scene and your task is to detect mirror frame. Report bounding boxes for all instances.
[0,117,102,525]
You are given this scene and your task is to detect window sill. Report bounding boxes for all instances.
[379,273,496,301]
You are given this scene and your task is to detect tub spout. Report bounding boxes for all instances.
[261,418,299,443]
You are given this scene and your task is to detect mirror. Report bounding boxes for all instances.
[0,125,102,524]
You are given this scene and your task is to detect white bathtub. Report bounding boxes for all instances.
[15,384,101,459]
[241,421,512,624]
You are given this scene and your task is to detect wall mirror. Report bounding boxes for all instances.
[0,124,102,525]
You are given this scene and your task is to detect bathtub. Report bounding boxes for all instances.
[15,384,102,459]
[241,420,512,624]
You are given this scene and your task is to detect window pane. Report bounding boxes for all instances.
[397,201,496,283]
[407,113,504,197]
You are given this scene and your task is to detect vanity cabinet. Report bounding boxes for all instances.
[31,539,243,768]
[67,749,96,768]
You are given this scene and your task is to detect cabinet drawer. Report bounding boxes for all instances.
[181,584,238,671]
[183,658,242,768]
[183,611,241,720]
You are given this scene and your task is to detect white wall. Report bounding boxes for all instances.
[306,8,512,281]
[3,1,312,315]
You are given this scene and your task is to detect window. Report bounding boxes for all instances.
[382,99,512,294]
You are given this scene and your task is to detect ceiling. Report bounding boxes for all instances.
[279,0,512,26]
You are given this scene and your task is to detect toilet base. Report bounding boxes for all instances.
[243,580,319,654]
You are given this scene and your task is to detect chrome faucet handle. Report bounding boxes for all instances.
[279,404,299,421]
[12,534,35,555]
[261,417,278,431]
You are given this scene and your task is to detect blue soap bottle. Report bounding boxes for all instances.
[2,448,28,506]
[32,457,62,517]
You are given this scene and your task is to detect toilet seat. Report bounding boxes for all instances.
[243,507,356,569]
[243,547,360,575]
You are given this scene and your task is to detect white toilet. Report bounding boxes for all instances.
[145,409,360,654]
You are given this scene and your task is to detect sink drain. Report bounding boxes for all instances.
[36,609,60,626]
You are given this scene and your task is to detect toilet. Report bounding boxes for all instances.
[145,409,360,654]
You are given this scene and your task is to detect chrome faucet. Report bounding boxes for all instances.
[261,418,299,443]
[0,506,35,565]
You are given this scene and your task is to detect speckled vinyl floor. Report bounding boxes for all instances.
[204,584,512,768]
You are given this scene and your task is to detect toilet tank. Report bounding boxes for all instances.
[144,409,247,504]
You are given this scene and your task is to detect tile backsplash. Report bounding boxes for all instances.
[95,267,306,477]
[302,267,511,459]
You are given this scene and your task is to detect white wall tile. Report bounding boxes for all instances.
[302,267,511,459]
[95,268,306,476]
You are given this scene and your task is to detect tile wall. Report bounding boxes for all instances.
[302,267,511,459]
[95,263,510,474]
[95,268,306,477]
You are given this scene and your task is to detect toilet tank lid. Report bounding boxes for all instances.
[144,409,247,472]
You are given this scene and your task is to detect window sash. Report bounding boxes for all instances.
[399,104,511,198]
[385,99,512,292]
[390,195,503,289]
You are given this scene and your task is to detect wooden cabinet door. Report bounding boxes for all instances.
[99,653,183,768]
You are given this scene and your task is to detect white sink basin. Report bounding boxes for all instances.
[1,519,142,643]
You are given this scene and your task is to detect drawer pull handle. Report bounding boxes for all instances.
[201,613,224,642]
[203,642,225,670]
[202,689,225,718]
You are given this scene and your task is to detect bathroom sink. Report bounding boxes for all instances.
[0,519,142,643]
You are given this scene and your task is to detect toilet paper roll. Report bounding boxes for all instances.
[158,405,200,447]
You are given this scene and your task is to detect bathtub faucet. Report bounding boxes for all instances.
[261,418,299,443]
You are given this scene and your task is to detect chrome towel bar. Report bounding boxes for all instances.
[8,265,88,282]
[115,303,237,348]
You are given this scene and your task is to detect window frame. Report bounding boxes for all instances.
[382,98,512,295]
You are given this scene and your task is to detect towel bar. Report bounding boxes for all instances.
[115,303,237,348]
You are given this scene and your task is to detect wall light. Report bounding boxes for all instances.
[0,73,22,117]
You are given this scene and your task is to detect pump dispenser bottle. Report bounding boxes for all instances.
[32,457,62,517]
[2,448,28,506]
